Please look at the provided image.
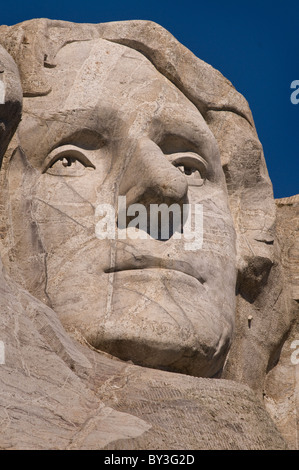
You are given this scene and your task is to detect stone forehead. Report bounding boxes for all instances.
[46,38,203,122]
[54,39,171,103]
[0,18,254,126]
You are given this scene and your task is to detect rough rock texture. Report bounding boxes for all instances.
[264,195,299,449]
[0,44,22,166]
[275,195,299,304]
[0,259,288,450]
[0,19,296,449]
[0,258,152,450]
[98,366,288,450]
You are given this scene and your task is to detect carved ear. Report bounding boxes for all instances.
[205,105,293,393]
[0,44,22,168]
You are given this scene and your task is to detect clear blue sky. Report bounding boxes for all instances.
[1,0,298,198]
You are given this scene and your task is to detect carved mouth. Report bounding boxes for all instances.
[104,255,205,284]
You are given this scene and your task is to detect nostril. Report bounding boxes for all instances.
[116,196,185,242]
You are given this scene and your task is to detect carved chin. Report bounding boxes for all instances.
[61,268,235,378]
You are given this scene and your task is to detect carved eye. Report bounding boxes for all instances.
[167,153,207,187]
[42,145,96,176]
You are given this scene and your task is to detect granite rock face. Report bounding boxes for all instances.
[1,33,237,379]
[0,44,22,166]
[264,195,299,450]
[0,258,288,449]
[0,19,297,449]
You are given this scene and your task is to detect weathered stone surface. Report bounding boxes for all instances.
[264,195,299,450]
[0,258,288,449]
[275,195,299,303]
[0,44,22,166]
[96,365,288,450]
[0,19,296,449]
[0,259,151,450]
[207,110,292,394]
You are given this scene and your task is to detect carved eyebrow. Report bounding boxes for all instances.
[155,129,220,183]
[49,128,106,153]
[157,133,205,156]
[153,106,219,165]
[157,133,212,169]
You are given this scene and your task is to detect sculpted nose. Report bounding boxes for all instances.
[119,138,188,207]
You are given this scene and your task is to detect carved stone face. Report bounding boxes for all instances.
[7,39,236,377]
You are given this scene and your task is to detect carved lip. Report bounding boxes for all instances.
[104,255,205,284]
